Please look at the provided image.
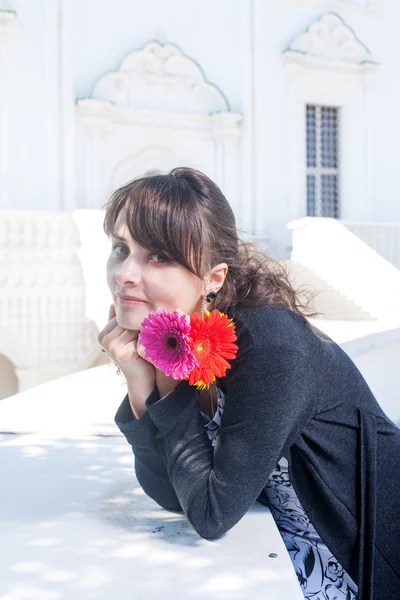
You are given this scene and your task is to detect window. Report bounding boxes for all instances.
[306,105,340,218]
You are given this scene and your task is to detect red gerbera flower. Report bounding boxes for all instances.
[186,309,238,389]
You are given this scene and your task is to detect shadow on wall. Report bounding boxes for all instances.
[0,354,18,400]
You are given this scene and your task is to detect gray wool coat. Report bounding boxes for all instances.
[115,303,400,600]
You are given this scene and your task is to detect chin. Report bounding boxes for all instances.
[116,308,148,330]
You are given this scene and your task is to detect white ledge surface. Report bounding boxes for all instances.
[0,366,303,599]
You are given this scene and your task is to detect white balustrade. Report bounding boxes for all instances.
[342,222,400,270]
[0,211,108,396]
[287,217,400,322]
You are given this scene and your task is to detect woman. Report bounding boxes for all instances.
[98,167,400,600]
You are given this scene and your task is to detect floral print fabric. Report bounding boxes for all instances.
[200,388,359,600]
[265,457,358,599]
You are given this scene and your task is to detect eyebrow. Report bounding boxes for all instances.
[111,233,128,242]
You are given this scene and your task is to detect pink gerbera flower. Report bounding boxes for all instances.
[139,308,199,379]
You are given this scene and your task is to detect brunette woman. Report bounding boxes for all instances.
[98,167,400,600]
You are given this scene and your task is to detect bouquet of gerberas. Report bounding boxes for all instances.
[138,308,238,389]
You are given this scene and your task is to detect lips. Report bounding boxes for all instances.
[117,294,146,302]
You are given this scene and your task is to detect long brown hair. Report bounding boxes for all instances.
[102,167,332,343]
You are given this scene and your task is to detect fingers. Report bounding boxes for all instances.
[98,312,141,354]
[98,303,143,359]
[98,319,124,344]
[137,339,154,365]
[118,329,140,345]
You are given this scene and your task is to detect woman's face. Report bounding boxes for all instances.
[106,208,205,331]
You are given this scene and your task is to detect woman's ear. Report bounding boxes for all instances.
[207,263,228,294]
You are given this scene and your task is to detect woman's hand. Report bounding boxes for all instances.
[98,304,156,416]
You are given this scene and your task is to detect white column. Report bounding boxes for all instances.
[45,0,64,211]
[236,0,256,237]
[59,0,76,211]
[44,0,75,211]
[0,9,17,209]
[212,112,243,220]
[44,0,61,210]
[362,65,379,221]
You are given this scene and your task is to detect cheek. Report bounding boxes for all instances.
[148,271,200,311]
[106,257,116,290]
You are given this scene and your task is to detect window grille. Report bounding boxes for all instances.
[306,105,340,218]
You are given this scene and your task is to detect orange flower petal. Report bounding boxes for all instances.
[186,309,238,386]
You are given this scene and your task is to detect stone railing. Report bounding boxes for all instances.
[342,221,400,270]
[287,217,400,322]
[0,211,111,395]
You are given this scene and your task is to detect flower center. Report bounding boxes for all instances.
[167,336,178,349]
[194,338,210,357]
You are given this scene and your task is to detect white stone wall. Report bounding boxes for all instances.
[2,0,400,251]
[2,0,400,398]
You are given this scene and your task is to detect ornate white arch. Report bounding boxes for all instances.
[283,13,378,73]
[91,40,230,114]
[75,41,243,215]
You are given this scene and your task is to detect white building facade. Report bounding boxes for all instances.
[1,0,400,398]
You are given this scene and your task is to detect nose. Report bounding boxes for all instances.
[114,256,142,287]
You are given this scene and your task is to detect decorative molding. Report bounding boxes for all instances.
[82,40,230,114]
[340,0,376,7]
[76,100,242,132]
[283,13,379,73]
[0,9,16,42]
[75,41,243,212]
[76,41,242,132]
[288,0,378,12]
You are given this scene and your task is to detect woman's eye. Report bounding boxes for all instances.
[111,243,129,255]
[150,253,169,264]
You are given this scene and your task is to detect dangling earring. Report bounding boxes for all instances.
[201,290,217,318]
[201,296,208,319]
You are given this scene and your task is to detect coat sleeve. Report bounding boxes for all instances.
[134,341,318,539]
[114,392,183,512]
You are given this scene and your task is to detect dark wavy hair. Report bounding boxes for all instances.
[102,167,332,343]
